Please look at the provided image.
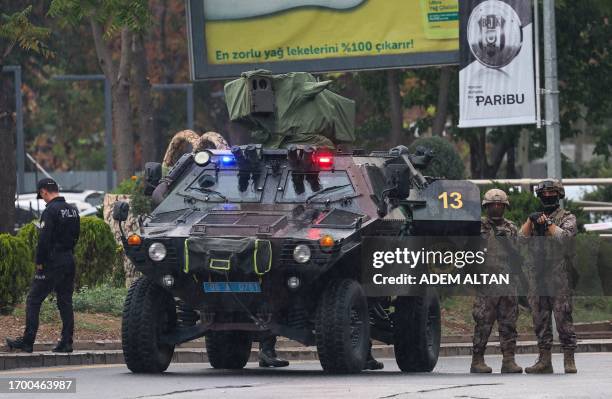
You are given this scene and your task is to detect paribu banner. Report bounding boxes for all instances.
[458,0,537,128]
[187,0,460,80]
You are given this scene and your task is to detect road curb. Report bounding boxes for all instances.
[2,340,611,371]
[5,321,609,352]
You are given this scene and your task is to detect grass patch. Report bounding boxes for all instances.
[11,300,60,323]
[75,319,107,332]
[73,285,127,316]
[440,295,612,334]
[573,297,612,323]
[11,284,127,320]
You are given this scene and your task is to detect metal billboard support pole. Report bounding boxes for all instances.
[2,65,24,194]
[52,74,114,191]
[534,0,542,130]
[541,0,563,340]
[542,0,562,180]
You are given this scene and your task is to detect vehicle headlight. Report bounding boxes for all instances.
[293,244,311,264]
[148,242,167,261]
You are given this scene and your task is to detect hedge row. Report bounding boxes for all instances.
[0,234,35,314]
[0,217,122,314]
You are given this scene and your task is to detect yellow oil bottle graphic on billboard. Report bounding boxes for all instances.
[420,0,459,39]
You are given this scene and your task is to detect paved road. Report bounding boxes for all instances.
[0,353,610,399]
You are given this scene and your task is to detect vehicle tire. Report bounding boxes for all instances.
[315,279,369,373]
[206,331,252,369]
[393,288,441,372]
[122,277,177,373]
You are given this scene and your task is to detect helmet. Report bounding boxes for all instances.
[482,188,510,207]
[535,179,565,199]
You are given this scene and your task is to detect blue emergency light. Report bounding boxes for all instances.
[221,155,235,165]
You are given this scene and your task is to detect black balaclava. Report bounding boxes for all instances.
[486,204,505,222]
[540,194,560,214]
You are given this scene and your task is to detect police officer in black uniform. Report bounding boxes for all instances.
[6,178,80,353]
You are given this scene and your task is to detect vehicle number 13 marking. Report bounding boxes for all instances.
[438,192,463,209]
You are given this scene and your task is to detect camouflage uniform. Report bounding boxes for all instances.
[472,217,519,356]
[525,207,578,351]
[162,130,230,169]
[522,179,578,373]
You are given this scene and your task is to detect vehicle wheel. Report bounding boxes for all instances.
[315,279,369,373]
[393,288,441,372]
[122,277,177,373]
[206,331,252,369]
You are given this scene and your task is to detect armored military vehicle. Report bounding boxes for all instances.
[114,71,481,374]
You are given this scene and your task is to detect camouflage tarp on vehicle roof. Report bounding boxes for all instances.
[224,69,355,148]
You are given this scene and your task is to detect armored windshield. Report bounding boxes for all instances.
[180,169,266,203]
[278,171,355,203]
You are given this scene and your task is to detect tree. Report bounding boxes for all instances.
[555,0,612,159]
[49,0,151,183]
[386,69,404,146]
[132,31,156,165]
[409,136,465,179]
[431,67,452,137]
[0,5,50,234]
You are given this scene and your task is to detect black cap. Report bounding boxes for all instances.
[36,178,59,199]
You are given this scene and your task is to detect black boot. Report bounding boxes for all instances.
[364,348,384,370]
[52,341,73,353]
[258,336,289,368]
[6,337,33,353]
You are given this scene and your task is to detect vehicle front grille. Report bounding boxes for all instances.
[192,212,287,236]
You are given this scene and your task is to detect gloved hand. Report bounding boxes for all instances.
[529,212,544,224]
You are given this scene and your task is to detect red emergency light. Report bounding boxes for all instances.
[316,155,333,168]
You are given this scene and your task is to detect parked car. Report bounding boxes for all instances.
[14,190,103,231]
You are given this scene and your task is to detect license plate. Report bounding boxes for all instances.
[203,282,261,293]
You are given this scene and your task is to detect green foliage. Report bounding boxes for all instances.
[12,284,127,320]
[73,284,127,316]
[0,5,52,60]
[108,246,126,288]
[573,297,612,323]
[48,0,151,35]
[16,222,38,260]
[112,176,152,216]
[16,218,121,289]
[354,116,392,149]
[582,158,612,203]
[0,234,35,314]
[28,78,108,171]
[409,136,465,179]
[74,217,120,288]
[556,0,612,157]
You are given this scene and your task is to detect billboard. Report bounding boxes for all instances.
[458,0,537,128]
[187,0,460,80]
